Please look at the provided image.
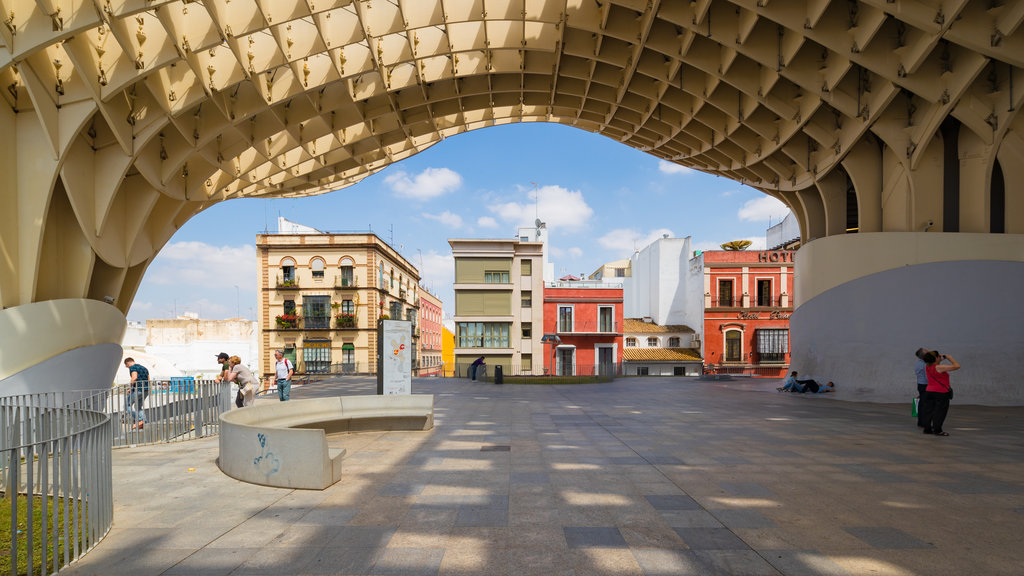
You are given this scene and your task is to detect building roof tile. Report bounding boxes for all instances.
[622,348,704,362]
[622,318,695,334]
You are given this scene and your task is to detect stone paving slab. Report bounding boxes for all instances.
[59,376,1024,576]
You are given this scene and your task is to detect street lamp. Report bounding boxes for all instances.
[540,333,561,375]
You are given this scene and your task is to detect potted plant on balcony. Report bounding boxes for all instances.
[275,313,300,328]
[335,313,356,328]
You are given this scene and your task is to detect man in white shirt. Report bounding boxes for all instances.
[274,350,294,401]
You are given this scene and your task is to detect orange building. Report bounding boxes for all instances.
[700,250,795,377]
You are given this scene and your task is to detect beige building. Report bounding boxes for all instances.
[257,230,420,378]
[449,238,545,377]
[589,259,632,283]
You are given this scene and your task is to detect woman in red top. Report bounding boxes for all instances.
[920,351,960,436]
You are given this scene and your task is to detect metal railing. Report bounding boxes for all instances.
[108,380,230,447]
[0,396,113,576]
[454,363,623,383]
[326,363,362,375]
[333,275,358,288]
[702,364,789,378]
[555,320,619,334]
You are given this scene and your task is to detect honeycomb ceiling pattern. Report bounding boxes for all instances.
[1,0,1022,310]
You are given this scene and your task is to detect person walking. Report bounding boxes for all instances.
[914,348,929,427]
[123,358,150,429]
[274,350,294,401]
[920,351,960,436]
[226,356,257,407]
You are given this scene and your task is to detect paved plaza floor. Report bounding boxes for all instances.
[62,376,1024,575]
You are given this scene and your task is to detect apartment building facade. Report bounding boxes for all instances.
[418,289,443,376]
[542,281,623,376]
[698,249,795,376]
[449,238,545,377]
[256,231,420,377]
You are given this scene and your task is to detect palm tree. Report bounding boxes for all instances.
[720,240,752,251]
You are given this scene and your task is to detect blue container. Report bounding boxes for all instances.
[168,376,196,393]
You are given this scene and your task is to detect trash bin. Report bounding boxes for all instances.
[494,365,503,385]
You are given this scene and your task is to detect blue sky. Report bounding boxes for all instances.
[127,122,790,323]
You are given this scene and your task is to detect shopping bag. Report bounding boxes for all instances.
[911,397,918,418]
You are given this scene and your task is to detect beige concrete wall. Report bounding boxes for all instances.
[795,232,1024,307]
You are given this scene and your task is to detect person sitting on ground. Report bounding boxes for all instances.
[778,371,804,393]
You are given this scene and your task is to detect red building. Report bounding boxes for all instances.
[700,250,795,377]
[542,281,623,375]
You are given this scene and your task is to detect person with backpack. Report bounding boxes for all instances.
[124,358,150,429]
[273,350,294,401]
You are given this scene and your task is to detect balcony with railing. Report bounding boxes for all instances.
[334,275,358,288]
[276,275,299,289]
[555,320,620,335]
[334,313,357,329]
[709,297,791,309]
[303,315,332,330]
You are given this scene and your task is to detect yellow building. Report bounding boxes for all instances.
[256,228,420,378]
[441,326,455,378]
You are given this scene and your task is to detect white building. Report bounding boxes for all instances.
[117,316,259,383]
[621,318,702,376]
[622,236,704,344]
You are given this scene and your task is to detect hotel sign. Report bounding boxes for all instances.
[736,311,792,320]
[758,251,794,262]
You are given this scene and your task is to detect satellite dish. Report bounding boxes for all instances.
[535,218,542,228]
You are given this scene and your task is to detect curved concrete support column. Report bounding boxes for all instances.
[791,233,1024,405]
[958,127,996,233]
[904,137,945,232]
[814,169,848,237]
[796,188,827,240]
[995,126,1024,234]
[0,299,126,394]
[842,139,883,233]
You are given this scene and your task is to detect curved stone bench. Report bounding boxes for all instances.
[218,394,433,490]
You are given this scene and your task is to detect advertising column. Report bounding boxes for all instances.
[377,320,412,394]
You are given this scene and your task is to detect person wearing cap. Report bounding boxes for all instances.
[215,352,230,383]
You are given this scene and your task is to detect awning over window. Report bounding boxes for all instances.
[342,343,355,350]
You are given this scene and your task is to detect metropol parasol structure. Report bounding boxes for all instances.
[0,0,1021,403]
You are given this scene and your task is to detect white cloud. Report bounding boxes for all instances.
[549,246,565,258]
[598,228,674,252]
[418,250,454,293]
[148,242,256,288]
[738,196,790,222]
[384,167,462,200]
[424,211,464,229]
[568,247,584,258]
[476,216,498,228]
[658,161,694,175]
[489,185,593,231]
